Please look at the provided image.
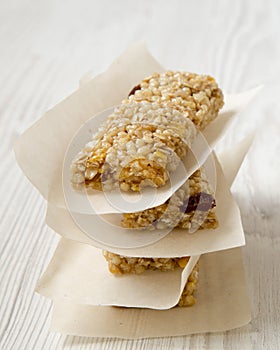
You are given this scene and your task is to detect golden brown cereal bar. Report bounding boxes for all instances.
[125,71,224,130]
[122,168,218,231]
[71,102,196,191]
[178,263,199,307]
[103,250,199,307]
[71,71,223,192]
[103,250,191,274]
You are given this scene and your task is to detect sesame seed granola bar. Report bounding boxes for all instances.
[103,250,199,307]
[122,168,218,231]
[71,71,223,192]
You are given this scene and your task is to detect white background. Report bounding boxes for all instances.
[0,0,279,349]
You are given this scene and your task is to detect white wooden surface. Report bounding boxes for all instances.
[1,0,280,349]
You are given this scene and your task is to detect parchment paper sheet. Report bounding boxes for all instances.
[13,42,252,337]
[45,146,248,255]
[14,42,260,215]
[60,88,255,215]
[49,247,251,338]
[14,42,164,200]
[37,238,200,309]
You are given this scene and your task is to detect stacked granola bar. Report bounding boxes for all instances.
[122,168,218,231]
[71,71,223,193]
[103,251,199,307]
[71,71,224,307]
[71,102,196,192]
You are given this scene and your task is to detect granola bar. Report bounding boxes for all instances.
[103,250,191,274]
[125,71,224,130]
[71,102,196,191]
[178,264,199,307]
[122,168,218,231]
[71,71,223,192]
[103,251,199,307]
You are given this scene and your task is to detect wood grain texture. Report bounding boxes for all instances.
[0,0,280,349]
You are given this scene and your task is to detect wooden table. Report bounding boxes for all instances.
[1,0,279,348]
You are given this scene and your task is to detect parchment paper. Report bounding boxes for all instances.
[45,147,248,253]
[13,42,253,337]
[14,42,261,215]
[14,42,164,200]
[37,238,200,309]
[60,88,257,215]
[217,133,254,187]
[49,247,251,338]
